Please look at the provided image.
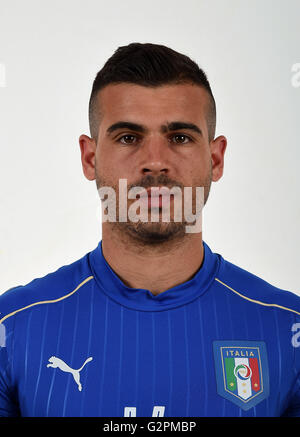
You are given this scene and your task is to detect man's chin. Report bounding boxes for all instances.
[117,221,187,245]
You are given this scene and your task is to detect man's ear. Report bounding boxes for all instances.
[79,134,97,181]
[210,135,227,182]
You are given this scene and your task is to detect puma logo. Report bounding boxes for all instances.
[47,356,93,391]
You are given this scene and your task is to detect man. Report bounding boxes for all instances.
[0,42,299,417]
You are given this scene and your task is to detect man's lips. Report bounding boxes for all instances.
[137,187,175,208]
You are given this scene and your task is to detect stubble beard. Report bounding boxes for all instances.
[95,167,212,246]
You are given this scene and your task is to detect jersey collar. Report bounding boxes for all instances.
[89,240,220,311]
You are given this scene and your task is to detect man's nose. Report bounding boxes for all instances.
[139,136,170,176]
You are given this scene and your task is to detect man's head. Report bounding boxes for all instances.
[88,42,216,144]
[79,43,226,245]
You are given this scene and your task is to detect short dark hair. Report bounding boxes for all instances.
[88,42,216,142]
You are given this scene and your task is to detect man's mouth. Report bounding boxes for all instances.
[138,187,175,209]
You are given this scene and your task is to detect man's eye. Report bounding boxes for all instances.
[171,134,192,144]
[119,134,138,144]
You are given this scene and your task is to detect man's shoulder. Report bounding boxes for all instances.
[215,254,300,316]
[0,250,94,324]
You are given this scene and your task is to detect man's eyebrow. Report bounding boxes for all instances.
[106,121,148,135]
[162,121,202,136]
[106,121,202,136]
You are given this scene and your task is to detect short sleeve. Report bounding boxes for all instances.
[0,333,20,416]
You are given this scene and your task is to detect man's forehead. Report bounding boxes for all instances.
[96,82,209,125]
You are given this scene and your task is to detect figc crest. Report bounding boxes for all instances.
[213,340,269,411]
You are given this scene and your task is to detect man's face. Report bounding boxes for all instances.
[80,82,226,243]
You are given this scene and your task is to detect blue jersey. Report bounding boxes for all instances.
[0,240,300,417]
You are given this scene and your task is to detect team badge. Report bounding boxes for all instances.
[213,341,269,410]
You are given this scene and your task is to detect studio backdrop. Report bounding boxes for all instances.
[0,0,299,294]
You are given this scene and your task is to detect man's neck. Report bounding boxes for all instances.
[101,225,204,296]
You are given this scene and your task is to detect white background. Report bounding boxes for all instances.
[0,0,299,294]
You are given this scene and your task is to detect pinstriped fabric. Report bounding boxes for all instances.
[238,301,247,418]
[212,292,220,338]
[135,311,139,410]
[244,302,264,418]
[79,285,94,417]
[32,305,49,415]
[255,302,265,341]
[46,300,65,416]
[167,312,173,414]
[80,284,95,417]
[62,290,80,416]
[242,296,250,341]
[214,278,300,316]
[244,304,254,418]
[223,286,240,417]
[24,310,33,393]
[211,292,226,417]
[239,294,250,417]
[183,307,190,417]
[98,296,109,416]
[273,310,282,411]
[0,276,94,325]
[117,306,124,414]
[224,289,234,341]
[197,299,208,416]
[151,313,156,408]
[255,304,269,416]
[1,241,300,417]
[255,303,265,417]
[8,315,17,407]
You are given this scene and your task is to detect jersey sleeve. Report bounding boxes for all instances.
[0,286,23,416]
[281,315,300,417]
[281,376,300,416]
[0,345,20,417]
